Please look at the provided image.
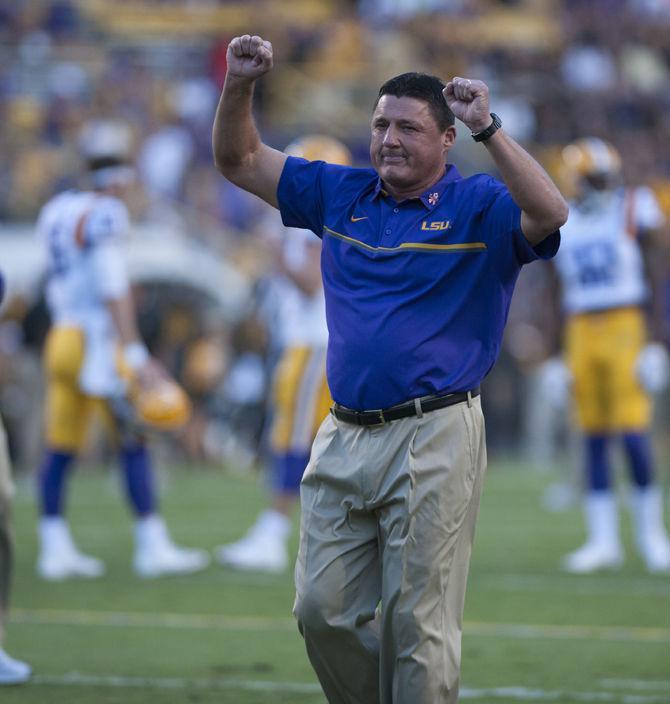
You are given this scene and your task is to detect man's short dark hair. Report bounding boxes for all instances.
[375,73,454,132]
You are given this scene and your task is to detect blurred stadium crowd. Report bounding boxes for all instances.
[1,0,670,470]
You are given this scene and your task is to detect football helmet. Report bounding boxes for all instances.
[284,134,352,166]
[562,137,621,179]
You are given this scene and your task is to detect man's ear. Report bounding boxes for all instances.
[443,125,457,150]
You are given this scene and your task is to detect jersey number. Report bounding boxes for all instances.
[573,242,617,287]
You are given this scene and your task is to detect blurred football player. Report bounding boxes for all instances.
[0,270,31,684]
[554,137,670,573]
[35,122,209,580]
[216,136,351,573]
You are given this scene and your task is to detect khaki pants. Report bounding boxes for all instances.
[294,397,487,703]
[0,418,14,643]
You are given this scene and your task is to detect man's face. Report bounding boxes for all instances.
[370,95,454,195]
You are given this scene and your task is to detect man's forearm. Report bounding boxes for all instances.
[107,294,150,371]
[107,294,142,348]
[483,130,568,245]
[212,76,261,175]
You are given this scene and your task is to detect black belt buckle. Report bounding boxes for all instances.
[366,408,386,427]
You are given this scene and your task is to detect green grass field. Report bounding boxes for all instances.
[4,459,670,703]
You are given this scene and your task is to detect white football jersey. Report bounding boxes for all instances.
[36,190,131,395]
[554,186,665,314]
[274,227,328,348]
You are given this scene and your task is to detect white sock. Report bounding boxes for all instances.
[134,514,168,551]
[584,491,621,550]
[38,516,72,551]
[630,485,670,547]
[255,509,291,541]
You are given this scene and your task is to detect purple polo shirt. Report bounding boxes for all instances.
[277,157,559,410]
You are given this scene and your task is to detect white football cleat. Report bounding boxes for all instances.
[216,510,291,574]
[563,492,623,574]
[561,542,624,574]
[134,544,211,578]
[133,515,210,578]
[630,487,670,574]
[216,535,289,574]
[638,535,670,574]
[0,649,31,685]
[37,517,105,581]
[37,549,105,581]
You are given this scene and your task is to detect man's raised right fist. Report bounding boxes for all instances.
[226,34,273,81]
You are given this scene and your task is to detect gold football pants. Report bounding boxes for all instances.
[270,346,331,455]
[43,327,114,452]
[566,306,650,433]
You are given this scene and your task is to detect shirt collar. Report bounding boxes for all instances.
[371,164,462,209]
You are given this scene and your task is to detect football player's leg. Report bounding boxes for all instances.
[612,310,655,487]
[37,330,105,580]
[619,415,670,574]
[562,315,622,572]
[116,430,209,578]
[624,428,670,572]
[607,310,670,571]
[218,347,329,573]
[622,432,653,488]
[223,451,308,573]
[39,450,74,518]
[611,308,654,488]
[120,439,156,517]
[39,327,86,519]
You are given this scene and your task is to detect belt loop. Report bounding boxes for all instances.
[414,398,424,419]
[467,391,472,408]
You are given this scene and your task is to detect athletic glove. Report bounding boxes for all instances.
[636,343,670,394]
[537,356,572,410]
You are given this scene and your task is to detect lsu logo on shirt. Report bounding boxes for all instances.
[421,220,451,232]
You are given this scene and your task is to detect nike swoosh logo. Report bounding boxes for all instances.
[350,215,368,222]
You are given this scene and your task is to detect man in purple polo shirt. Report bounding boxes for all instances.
[213,34,567,704]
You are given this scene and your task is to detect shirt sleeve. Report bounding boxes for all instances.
[89,239,130,300]
[84,198,130,247]
[277,157,327,235]
[633,186,665,231]
[86,198,131,300]
[477,176,560,264]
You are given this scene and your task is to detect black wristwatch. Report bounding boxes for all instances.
[471,113,502,143]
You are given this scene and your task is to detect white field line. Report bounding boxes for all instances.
[601,680,670,692]
[11,608,670,644]
[475,573,670,597]
[29,674,670,703]
[461,686,670,703]
[12,608,296,631]
[32,672,321,694]
[466,621,670,644]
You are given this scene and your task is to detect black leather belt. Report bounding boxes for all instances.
[331,388,480,426]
